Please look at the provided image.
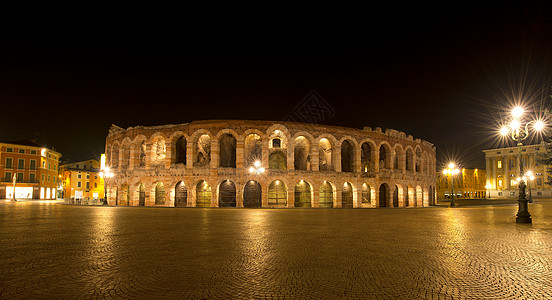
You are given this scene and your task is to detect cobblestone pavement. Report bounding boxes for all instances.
[1,200,551,299]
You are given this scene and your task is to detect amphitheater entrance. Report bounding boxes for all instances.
[175,181,187,207]
[243,181,261,208]
[379,184,388,207]
[196,181,212,207]
[155,182,165,205]
[294,181,312,208]
[319,181,333,208]
[342,182,353,208]
[268,180,287,207]
[218,180,236,207]
[139,184,146,206]
[393,185,399,207]
[362,183,371,205]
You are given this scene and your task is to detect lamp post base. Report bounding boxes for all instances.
[516,199,532,223]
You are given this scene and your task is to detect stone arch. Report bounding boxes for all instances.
[132,135,148,168]
[415,146,423,173]
[244,133,262,168]
[219,133,237,168]
[379,183,390,207]
[266,124,291,149]
[167,131,187,165]
[392,184,403,207]
[119,183,130,206]
[292,134,313,170]
[360,140,376,175]
[174,181,187,207]
[378,142,392,169]
[269,151,287,170]
[268,180,287,207]
[361,182,371,205]
[218,180,236,207]
[105,145,112,167]
[393,144,405,171]
[138,183,146,206]
[405,147,414,172]
[120,138,132,170]
[319,181,334,208]
[342,181,355,208]
[154,182,165,205]
[149,133,167,167]
[243,180,262,208]
[317,134,338,171]
[341,139,355,173]
[294,180,312,208]
[416,185,423,206]
[192,130,212,168]
[196,180,212,207]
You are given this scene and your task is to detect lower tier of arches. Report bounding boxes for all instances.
[106,175,436,208]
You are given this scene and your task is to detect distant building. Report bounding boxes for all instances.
[437,168,486,199]
[483,142,551,198]
[0,140,61,199]
[60,159,104,202]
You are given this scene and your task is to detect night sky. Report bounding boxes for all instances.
[2,4,552,170]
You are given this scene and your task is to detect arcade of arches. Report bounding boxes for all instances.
[104,120,437,208]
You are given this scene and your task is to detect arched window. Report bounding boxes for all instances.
[155,182,165,205]
[341,140,354,172]
[342,182,353,208]
[268,180,287,207]
[195,135,211,167]
[362,183,371,204]
[294,180,311,208]
[269,151,287,170]
[319,138,333,171]
[379,184,388,207]
[218,180,236,207]
[244,134,262,167]
[319,181,333,208]
[361,143,373,174]
[293,136,310,170]
[175,136,187,165]
[243,181,261,208]
[393,185,399,207]
[175,181,187,207]
[196,180,212,207]
[219,134,237,168]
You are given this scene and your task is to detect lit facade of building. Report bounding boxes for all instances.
[437,168,486,199]
[483,142,551,198]
[60,159,104,201]
[0,141,61,200]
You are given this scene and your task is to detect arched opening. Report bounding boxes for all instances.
[416,148,422,173]
[175,136,187,165]
[219,134,237,168]
[196,180,212,207]
[379,184,388,207]
[404,186,409,207]
[341,140,354,172]
[429,185,435,205]
[379,145,388,169]
[268,180,287,207]
[361,142,374,175]
[121,141,130,169]
[138,141,146,167]
[319,138,333,171]
[218,180,236,207]
[138,184,146,206]
[393,185,399,207]
[362,183,371,204]
[155,182,165,205]
[406,149,414,171]
[319,181,333,208]
[151,138,166,166]
[342,182,353,208]
[293,136,310,170]
[244,134,262,168]
[294,180,312,208]
[269,151,287,170]
[175,181,187,207]
[119,184,129,205]
[243,181,261,208]
[195,134,211,168]
[416,185,423,207]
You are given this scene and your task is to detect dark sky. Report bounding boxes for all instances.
[2,4,552,169]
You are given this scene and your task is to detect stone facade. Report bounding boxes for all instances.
[104,120,437,208]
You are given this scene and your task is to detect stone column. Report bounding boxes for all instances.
[312,184,319,207]
[211,139,219,169]
[311,146,319,172]
[186,139,194,169]
[261,181,269,207]
[236,178,244,208]
[165,142,172,169]
[335,145,342,172]
[354,147,361,173]
[287,187,294,208]
[287,142,294,171]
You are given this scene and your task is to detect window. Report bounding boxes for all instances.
[18,159,24,169]
[6,158,12,169]
[498,192,503,196]
[272,138,281,148]
[47,175,50,182]
[6,148,12,152]
[94,183,97,188]
[86,173,89,179]
[537,191,542,196]
[42,174,45,181]
[77,181,81,188]
[29,173,35,182]
[77,173,81,179]
[30,160,36,170]
[5,172,11,181]
[510,192,516,196]
[30,150,37,155]
[537,178,543,186]
[86,182,90,189]
[48,163,51,170]
[497,160,502,168]
[76,164,79,169]
[17,173,23,182]
[42,161,45,168]
[498,179,503,188]
[19,149,25,154]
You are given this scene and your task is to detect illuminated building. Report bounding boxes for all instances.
[483,142,551,198]
[103,120,437,208]
[59,159,105,202]
[0,140,61,200]
[437,168,486,199]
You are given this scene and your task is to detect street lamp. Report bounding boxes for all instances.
[248,160,265,175]
[499,106,545,223]
[443,162,460,208]
[485,183,492,199]
[12,173,17,201]
[99,155,114,205]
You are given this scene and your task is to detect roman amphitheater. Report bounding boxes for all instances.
[104,120,437,208]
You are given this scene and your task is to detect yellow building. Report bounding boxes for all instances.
[437,168,487,199]
[60,159,104,203]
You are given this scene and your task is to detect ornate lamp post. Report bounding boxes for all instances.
[485,183,492,199]
[499,106,545,223]
[99,154,114,205]
[443,162,460,208]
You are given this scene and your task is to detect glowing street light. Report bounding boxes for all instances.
[485,183,492,199]
[249,160,265,175]
[100,154,114,206]
[443,162,460,208]
[498,106,547,223]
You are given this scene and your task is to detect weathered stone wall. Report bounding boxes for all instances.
[104,120,437,208]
